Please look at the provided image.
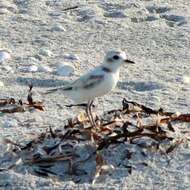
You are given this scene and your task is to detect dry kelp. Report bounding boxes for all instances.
[1,97,190,183]
[0,84,44,113]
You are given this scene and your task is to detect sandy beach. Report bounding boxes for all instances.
[0,0,190,189]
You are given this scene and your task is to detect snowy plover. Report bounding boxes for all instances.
[45,50,135,126]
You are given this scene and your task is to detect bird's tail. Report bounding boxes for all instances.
[43,86,72,95]
[43,87,64,95]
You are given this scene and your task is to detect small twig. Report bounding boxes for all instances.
[27,83,33,105]
[62,6,78,12]
[65,103,87,108]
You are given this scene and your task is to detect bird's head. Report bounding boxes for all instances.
[103,50,135,71]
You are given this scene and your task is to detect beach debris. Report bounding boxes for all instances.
[1,96,190,183]
[0,50,11,63]
[0,84,44,113]
[62,5,78,12]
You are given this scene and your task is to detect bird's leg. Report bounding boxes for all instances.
[86,100,96,127]
[89,100,96,127]
[86,100,92,126]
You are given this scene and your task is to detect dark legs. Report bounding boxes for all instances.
[86,100,96,127]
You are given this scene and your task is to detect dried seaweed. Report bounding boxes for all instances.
[1,97,190,183]
[0,84,44,113]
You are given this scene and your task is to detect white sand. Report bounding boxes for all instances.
[0,0,190,189]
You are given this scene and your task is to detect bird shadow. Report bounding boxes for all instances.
[117,81,163,92]
[16,77,70,88]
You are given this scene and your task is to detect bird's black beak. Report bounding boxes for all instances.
[124,59,135,64]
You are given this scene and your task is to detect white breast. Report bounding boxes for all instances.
[67,70,120,104]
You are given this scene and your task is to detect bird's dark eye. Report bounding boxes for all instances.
[113,55,120,60]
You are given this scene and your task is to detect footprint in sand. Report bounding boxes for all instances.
[100,2,127,18]
[161,14,187,27]
[146,4,187,27]
[130,3,187,27]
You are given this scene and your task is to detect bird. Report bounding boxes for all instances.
[45,50,135,126]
